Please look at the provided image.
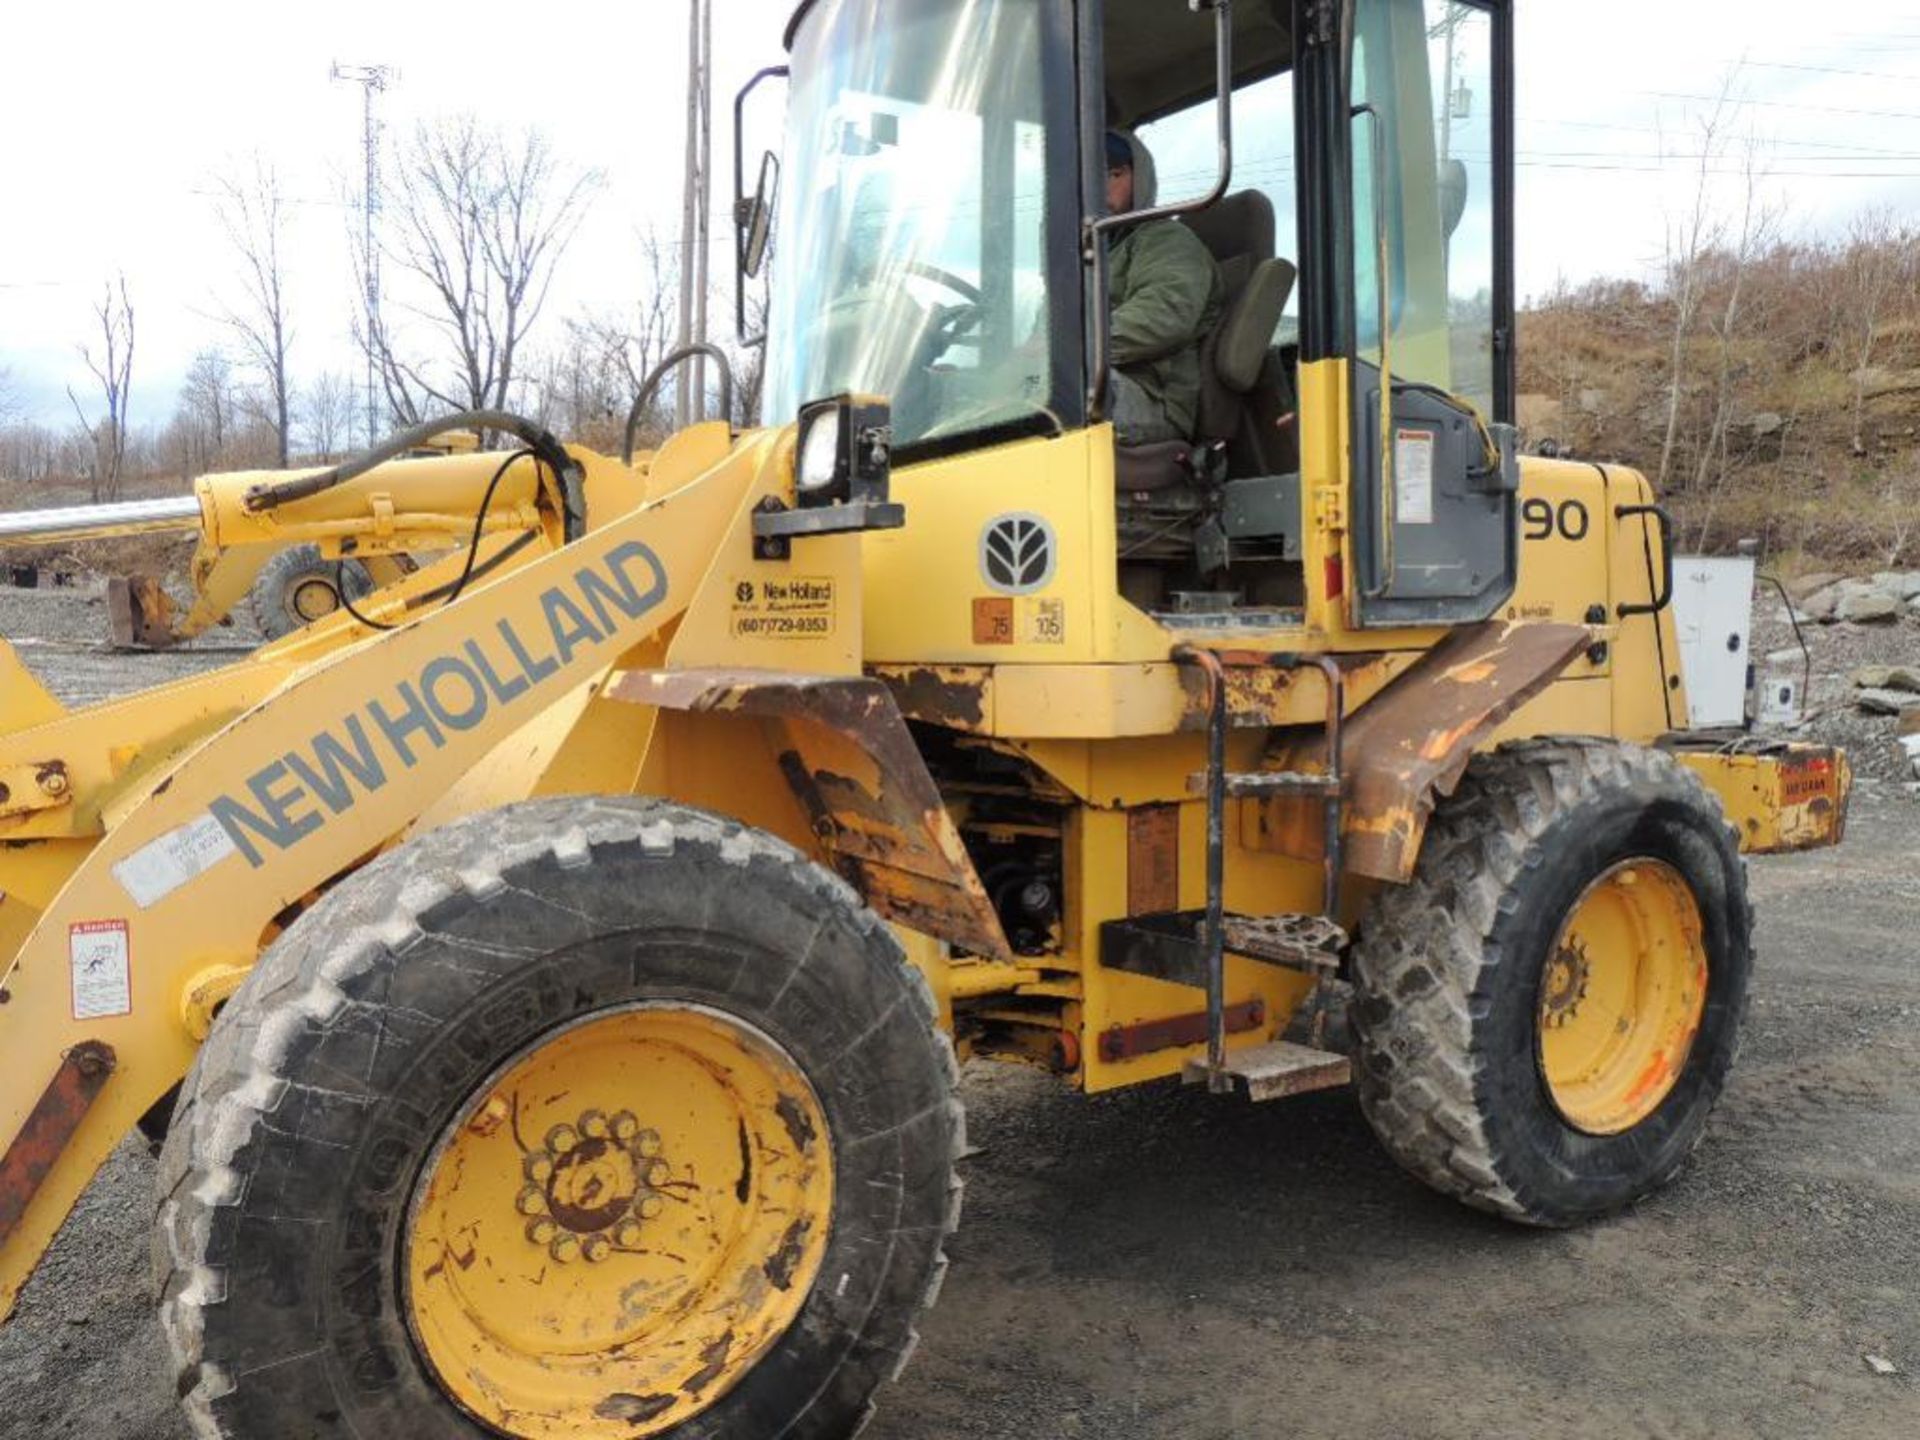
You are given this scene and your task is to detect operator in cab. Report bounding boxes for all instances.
[1105,131,1225,446]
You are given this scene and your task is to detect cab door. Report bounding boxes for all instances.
[1342,0,1517,628]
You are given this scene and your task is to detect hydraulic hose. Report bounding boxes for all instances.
[241,410,586,541]
[621,344,736,465]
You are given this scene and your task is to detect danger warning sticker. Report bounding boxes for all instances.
[70,919,131,1021]
[1394,427,1436,526]
[730,577,836,639]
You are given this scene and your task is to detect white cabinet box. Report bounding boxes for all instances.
[1672,556,1755,730]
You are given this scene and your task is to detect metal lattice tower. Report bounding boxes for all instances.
[331,61,395,448]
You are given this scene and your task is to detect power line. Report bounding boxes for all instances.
[1519,116,1920,159]
[1741,59,1920,83]
[1640,89,1920,124]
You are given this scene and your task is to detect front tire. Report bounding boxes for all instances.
[1349,739,1752,1227]
[248,543,373,638]
[155,797,961,1438]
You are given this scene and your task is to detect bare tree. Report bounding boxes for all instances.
[1836,207,1916,456]
[302,371,357,461]
[0,366,19,427]
[1654,78,1738,492]
[374,118,600,421]
[1686,139,1781,548]
[212,158,294,467]
[176,348,236,475]
[66,275,135,503]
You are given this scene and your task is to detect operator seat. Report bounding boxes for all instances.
[1113,190,1296,494]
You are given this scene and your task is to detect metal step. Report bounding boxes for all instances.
[1184,1040,1352,1102]
[1187,769,1341,799]
[1222,913,1347,972]
[1102,910,1349,988]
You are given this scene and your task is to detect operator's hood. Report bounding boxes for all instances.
[1121,129,1159,209]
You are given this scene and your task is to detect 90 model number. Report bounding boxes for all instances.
[1523,497,1591,543]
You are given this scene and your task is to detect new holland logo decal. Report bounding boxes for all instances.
[979,513,1056,595]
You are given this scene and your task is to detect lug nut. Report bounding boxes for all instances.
[546,1124,578,1155]
[634,1129,662,1159]
[611,1111,639,1141]
[615,1220,645,1247]
[638,1195,665,1221]
[582,1235,611,1264]
[644,1159,671,1188]
[523,1153,554,1184]
[515,1186,548,1216]
[550,1234,581,1264]
[525,1218,556,1245]
[580,1109,609,1140]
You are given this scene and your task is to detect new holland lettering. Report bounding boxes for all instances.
[209,541,668,867]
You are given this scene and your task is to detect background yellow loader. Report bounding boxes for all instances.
[0,3,1849,1438]
[0,357,723,648]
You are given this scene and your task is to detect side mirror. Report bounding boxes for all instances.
[738,150,780,279]
[732,63,789,346]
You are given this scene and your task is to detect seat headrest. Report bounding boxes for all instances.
[1184,191,1276,266]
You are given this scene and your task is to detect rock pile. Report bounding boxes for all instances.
[1795,572,1920,626]
[1852,666,1920,782]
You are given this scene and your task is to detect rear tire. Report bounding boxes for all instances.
[155,797,961,1438]
[1349,739,1752,1227]
[248,543,372,639]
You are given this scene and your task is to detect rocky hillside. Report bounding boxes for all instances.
[1517,227,1920,569]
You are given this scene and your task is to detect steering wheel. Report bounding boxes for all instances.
[903,259,983,306]
[890,261,991,435]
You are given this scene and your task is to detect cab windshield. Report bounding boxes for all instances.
[767,0,1066,452]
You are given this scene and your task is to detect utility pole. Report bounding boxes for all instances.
[332,61,395,447]
[676,0,713,427]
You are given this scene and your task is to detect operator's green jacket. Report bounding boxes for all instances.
[1110,131,1225,441]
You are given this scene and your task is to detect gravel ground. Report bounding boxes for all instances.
[0,582,1915,1440]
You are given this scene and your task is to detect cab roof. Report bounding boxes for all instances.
[783,0,1294,126]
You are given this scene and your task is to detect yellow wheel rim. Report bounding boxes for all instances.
[404,1004,835,1439]
[289,575,341,622]
[1537,860,1709,1136]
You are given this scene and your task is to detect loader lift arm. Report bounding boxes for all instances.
[0,427,812,1316]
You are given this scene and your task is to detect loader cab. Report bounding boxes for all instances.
[763,0,1516,653]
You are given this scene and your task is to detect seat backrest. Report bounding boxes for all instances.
[1197,254,1295,445]
[1181,192,1292,449]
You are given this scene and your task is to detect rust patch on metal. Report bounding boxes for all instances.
[735,1120,753,1204]
[773,1092,815,1155]
[1253,621,1589,883]
[0,1041,115,1246]
[880,664,989,729]
[1126,805,1181,916]
[763,1217,812,1291]
[106,573,178,649]
[1176,652,1396,732]
[614,668,1012,959]
[683,1330,736,1397]
[595,1393,677,1424]
[1099,1001,1265,1062]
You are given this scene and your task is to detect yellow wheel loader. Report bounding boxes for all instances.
[0,432,557,648]
[0,3,1849,1437]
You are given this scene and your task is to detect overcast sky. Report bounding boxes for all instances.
[3,0,1918,430]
